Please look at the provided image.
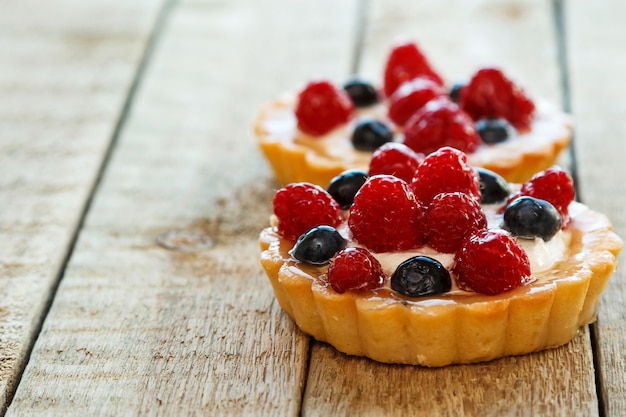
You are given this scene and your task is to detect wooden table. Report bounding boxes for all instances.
[1,0,624,415]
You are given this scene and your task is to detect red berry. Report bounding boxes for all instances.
[273,183,343,240]
[368,142,425,183]
[327,247,385,293]
[387,77,446,126]
[426,192,487,253]
[349,175,426,252]
[510,166,575,225]
[295,80,355,136]
[383,40,444,97]
[453,229,531,295]
[403,97,481,155]
[410,147,481,205]
[459,67,535,131]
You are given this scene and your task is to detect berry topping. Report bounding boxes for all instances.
[351,120,393,151]
[410,147,481,204]
[390,256,451,297]
[295,80,355,136]
[453,229,532,295]
[327,247,385,294]
[387,76,446,126]
[403,97,481,155]
[503,196,562,241]
[273,182,343,240]
[449,81,465,104]
[343,78,379,107]
[425,192,487,253]
[511,166,575,225]
[476,118,516,144]
[290,225,347,266]
[368,142,424,183]
[476,167,511,204]
[349,175,426,252]
[383,40,444,97]
[326,170,369,210]
[459,67,535,131]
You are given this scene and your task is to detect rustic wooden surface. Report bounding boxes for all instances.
[0,0,624,416]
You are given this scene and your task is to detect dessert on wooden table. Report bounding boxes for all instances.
[258,147,622,366]
[255,39,571,186]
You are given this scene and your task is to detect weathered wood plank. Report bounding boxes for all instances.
[566,1,626,415]
[0,0,162,412]
[302,0,599,416]
[6,0,358,415]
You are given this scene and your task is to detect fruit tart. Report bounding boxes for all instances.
[258,147,621,366]
[255,39,571,186]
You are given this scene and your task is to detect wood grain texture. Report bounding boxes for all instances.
[0,0,161,412]
[301,0,598,416]
[6,0,358,415]
[566,1,626,415]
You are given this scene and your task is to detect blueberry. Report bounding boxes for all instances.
[390,256,451,297]
[351,120,393,151]
[476,167,511,204]
[476,118,516,144]
[449,81,465,103]
[503,196,562,241]
[290,226,347,266]
[327,170,369,209]
[343,78,379,107]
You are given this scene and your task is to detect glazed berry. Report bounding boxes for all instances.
[327,170,369,209]
[368,142,424,183]
[327,247,385,294]
[291,225,347,265]
[295,80,355,136]
[390,256,451,297]
[459,67,535,131]
[349,175,426,252]
[273,182,343,240]
[476,118,516,144]
[403,97,481,155]
[383,40,444,97]
[351,120,393,151]
[503,197,562,241]
[410,147,481,205]
[449,81,465,103]
[476,167,511,204]
[343,78,379,107]
[453,229,531,295]
[425,192,487,253]
[387,76,446,126]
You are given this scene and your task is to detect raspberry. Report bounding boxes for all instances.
[368,142,424,183]
[425,192,487,253]
[349,175,426,252]
[403,97,481,155]
[387,76,446,126]
[509,166,575,225]
[273,182,343,240]
[453,229,531,295]
[410,147,481,205]
[383,40,443,97]
[295,80,355,136]
[459,67,535,131]
[327,247,385,293]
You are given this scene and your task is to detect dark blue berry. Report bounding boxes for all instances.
[351,120,393,151]
[503,196,562,241]
[449,81,465,103]
[343,78,379,107]
[390,256,451,297]
[476,118,516,144]
[476,167,511,204]
[290,226,347,266]
[327,170,369,209]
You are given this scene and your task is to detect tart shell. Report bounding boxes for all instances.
[259,203,622,366]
